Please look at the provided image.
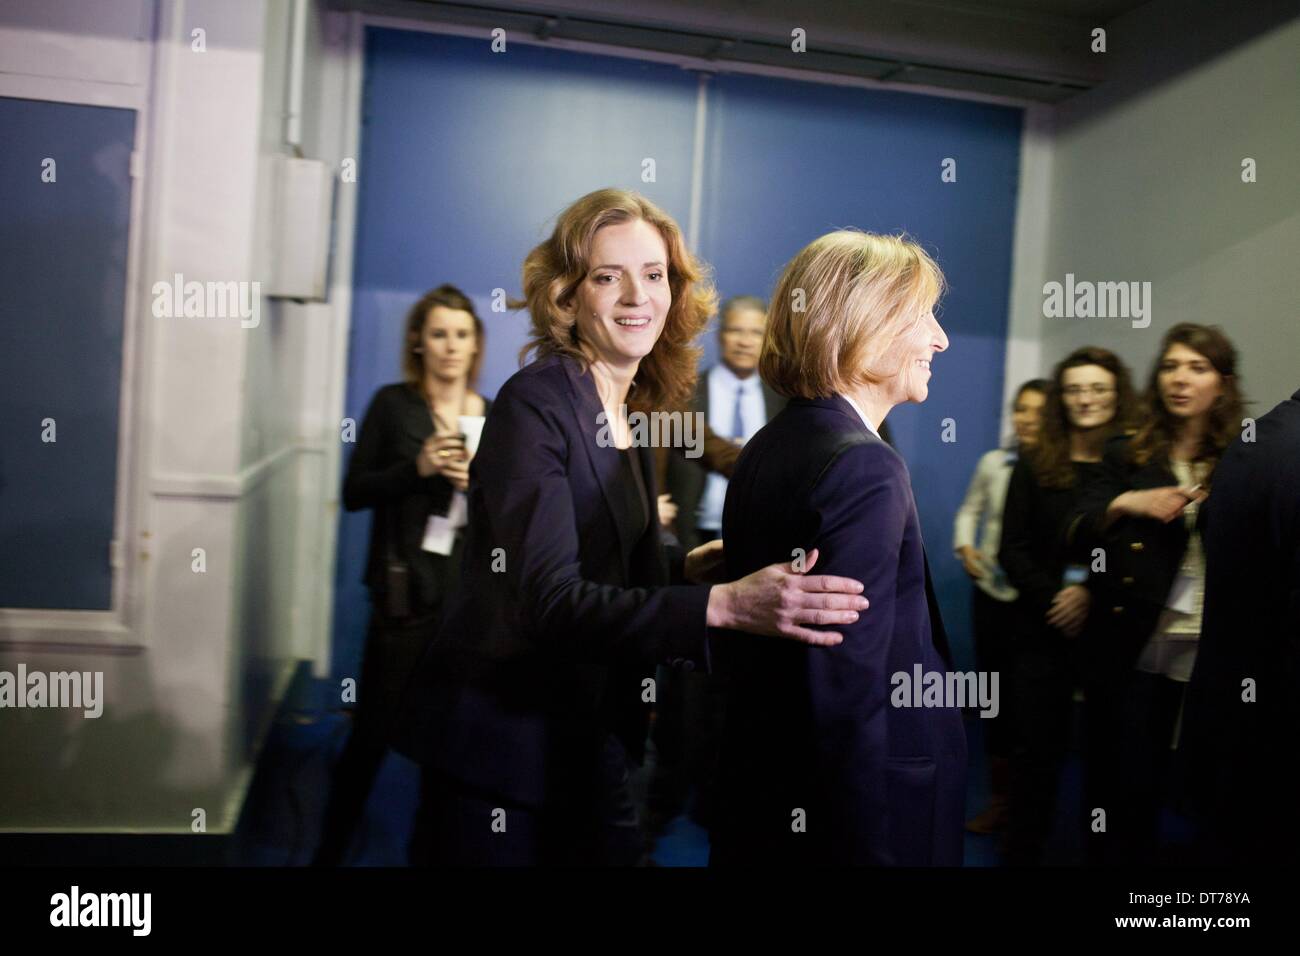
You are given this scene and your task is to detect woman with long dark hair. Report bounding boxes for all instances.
[314,284,489,866]
[998,347,1137,865]
[1077,323,1244,864]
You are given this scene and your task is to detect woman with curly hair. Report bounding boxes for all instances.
[395,189,869,866]
[1076,323,1244,864]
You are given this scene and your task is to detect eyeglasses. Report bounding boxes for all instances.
[1062,385,1115,399]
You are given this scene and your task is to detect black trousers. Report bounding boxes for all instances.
[647,665,729,833]
[1005,617,1077,865]
[1088,669,1187,865]
[409,733,644,866]
[314,606,442,866]
[646,525,727,832]
[971,586,1019,758]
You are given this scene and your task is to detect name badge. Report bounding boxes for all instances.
[421,491,469,555]
[1165,571,1196,614]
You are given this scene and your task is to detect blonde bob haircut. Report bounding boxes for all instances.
[516,188,717,412]
[760,230,946,400]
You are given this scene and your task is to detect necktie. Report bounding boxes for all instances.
[731,381,746,441]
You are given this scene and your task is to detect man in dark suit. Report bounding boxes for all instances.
[1182,386,1300,865]
[664,295,785,550]
[647,296,785,836]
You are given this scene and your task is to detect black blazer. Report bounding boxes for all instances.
[1073,434,1194,674]
[998,455,1105,626]
[394,354,712,808]
[712,395,965,866]
[1182,387,1300,861]
[665,367,785,549]
[343,383,492,615]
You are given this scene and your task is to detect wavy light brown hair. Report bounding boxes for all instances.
[1030,346,1139,489]
[1130,323,1244,479]
[515,188,716,413]
[760,230,946,399]
[401,284,485,391]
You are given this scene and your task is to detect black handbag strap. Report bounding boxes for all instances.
[385,500,401,563]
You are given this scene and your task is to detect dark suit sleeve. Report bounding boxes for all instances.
[665,422,740,489]
[701,424,742,478]
[1071,437,1138,596]
[343,389,421,512]
[665,542,689,584]
[475,380,712,669]
[1074,437,1133,542]
[800,442,911,864]
[342,387,454,512]
[999,457,1058,618]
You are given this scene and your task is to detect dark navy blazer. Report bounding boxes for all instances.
[712,394,967,866]
[1181,387,1300,862]
[393,354,712,809]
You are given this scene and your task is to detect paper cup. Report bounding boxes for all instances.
[458,415,486,456]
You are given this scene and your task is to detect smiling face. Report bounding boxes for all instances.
[569,218,672,372]
[1060,364,1118,431]
[419,305,478,384]
[880,306,949,405]
[719,306,765,377]
[1158,341,1224,422]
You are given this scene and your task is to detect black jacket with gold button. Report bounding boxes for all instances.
[1072,434,1195,673]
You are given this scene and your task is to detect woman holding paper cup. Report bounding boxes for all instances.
[313,283,490,866]
[395,189,869,866]
[1074,323,1244,864]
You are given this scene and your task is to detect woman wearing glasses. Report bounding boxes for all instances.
[997,347,1137,865]
[1075,323,1243,864]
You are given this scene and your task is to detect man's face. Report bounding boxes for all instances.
[719,306,765,376]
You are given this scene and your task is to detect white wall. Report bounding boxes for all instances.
[0,0,350,832]
[1031,8,1299,411]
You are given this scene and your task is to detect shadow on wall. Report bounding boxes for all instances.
[1055,0,1299,134]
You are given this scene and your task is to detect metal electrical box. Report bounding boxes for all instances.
[265,155,335,301]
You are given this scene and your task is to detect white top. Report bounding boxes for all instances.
[841,393,883,440]
[952,447,1020,602]
[696,363,768,532]
[1136,458,1209,683]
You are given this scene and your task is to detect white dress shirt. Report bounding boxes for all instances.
[1136,458,1209,683]
[952,447,1020,602]
[841,393,883,440]
[697,363,767,532]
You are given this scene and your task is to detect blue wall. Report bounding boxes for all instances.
[335,28,1022,676]
[0,96,134,610]
[335,29,699,674]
